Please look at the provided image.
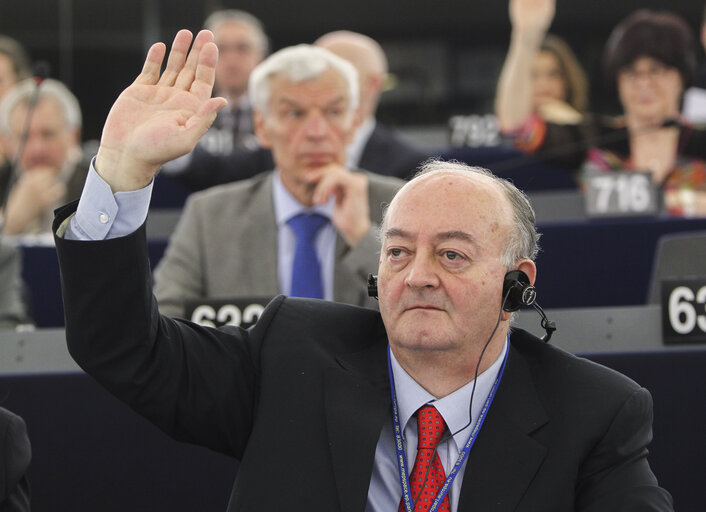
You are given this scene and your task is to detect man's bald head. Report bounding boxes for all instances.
[315,31,388,120]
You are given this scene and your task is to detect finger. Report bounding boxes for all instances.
[183,97,229,137]
[134,42,167,85]
[312,166,346,205]
[175,30,214,91]
[157,29,194,87]
[189,40,220,101]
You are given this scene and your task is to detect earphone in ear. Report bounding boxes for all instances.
[502,270,537,312]
[502,269,556,342]
[367,274,378,299]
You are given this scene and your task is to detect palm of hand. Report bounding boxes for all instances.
[103,83,206,168]
[94,29,226,192]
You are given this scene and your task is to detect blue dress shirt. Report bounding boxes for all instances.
[367,339,509,512]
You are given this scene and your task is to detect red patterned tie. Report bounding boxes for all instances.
[399,404,450,512]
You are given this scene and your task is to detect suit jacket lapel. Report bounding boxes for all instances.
[457,343,548,511]
[332,233,368,306]
[324,340,390,512]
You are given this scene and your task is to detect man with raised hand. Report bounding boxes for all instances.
[55,30,673,512]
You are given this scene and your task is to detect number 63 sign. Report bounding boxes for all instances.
[661,279,706,344]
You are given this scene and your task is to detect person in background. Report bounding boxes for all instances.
[152,41,403,317]
[0,78,88,235]
[0,36,31,168]
[497,1,706,217]
[0,37,30,103]
[682,3,706,123]
[0,240,30,329]
[315,30,429,179]
[161,9,274,190]
[495,0,589,168]
[0,407,31,511]
[200,9,268,152]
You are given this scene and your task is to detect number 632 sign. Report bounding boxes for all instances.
[184,297,272,329]
[661,280,706,344]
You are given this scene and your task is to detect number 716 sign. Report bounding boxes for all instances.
[585,171,658,217]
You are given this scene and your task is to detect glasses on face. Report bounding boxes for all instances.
[619,62,673,83]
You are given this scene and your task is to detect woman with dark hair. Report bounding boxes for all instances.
[495,0,589,163]
[590,9,704,215]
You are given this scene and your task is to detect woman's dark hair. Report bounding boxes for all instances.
[603,9,696,91]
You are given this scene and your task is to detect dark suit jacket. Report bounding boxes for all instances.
[0,408,31,512]
[54,205,672,512]
[358,123,430,180]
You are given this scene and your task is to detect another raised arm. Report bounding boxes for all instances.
[495,0,555,132]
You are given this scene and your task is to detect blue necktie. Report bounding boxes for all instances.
[287,213,328,299]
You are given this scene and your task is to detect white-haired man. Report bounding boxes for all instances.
[151,40,403,316]
[0,78,87,234]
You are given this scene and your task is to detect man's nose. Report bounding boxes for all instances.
[303,112,328,138]
[404,254,440,289]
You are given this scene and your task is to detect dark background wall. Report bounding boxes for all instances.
[0,0,703,142]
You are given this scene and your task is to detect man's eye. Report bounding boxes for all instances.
[389,248,403,258]
[444,251,462,261]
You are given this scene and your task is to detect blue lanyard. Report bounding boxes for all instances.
[388,343,509,512]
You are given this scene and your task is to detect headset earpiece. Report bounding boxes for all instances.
[367,274,378,299]
[502,270,537,312]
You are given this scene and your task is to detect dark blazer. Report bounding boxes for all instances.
[358,123,430,180]
[54,205,672,512]
[0,408,31,512]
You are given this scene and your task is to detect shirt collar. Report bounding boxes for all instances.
[272,170,334,226]
[390,335,510,449]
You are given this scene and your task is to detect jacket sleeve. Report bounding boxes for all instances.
[575,387,674,511]
[54,201,282,458]
[0,408,31,512]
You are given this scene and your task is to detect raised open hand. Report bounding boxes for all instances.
[96,29,227,192]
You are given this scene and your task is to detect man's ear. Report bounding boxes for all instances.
[252,109,272,148]
[516,259,537,286]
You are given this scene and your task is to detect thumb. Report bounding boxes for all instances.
[185,96,228,135]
